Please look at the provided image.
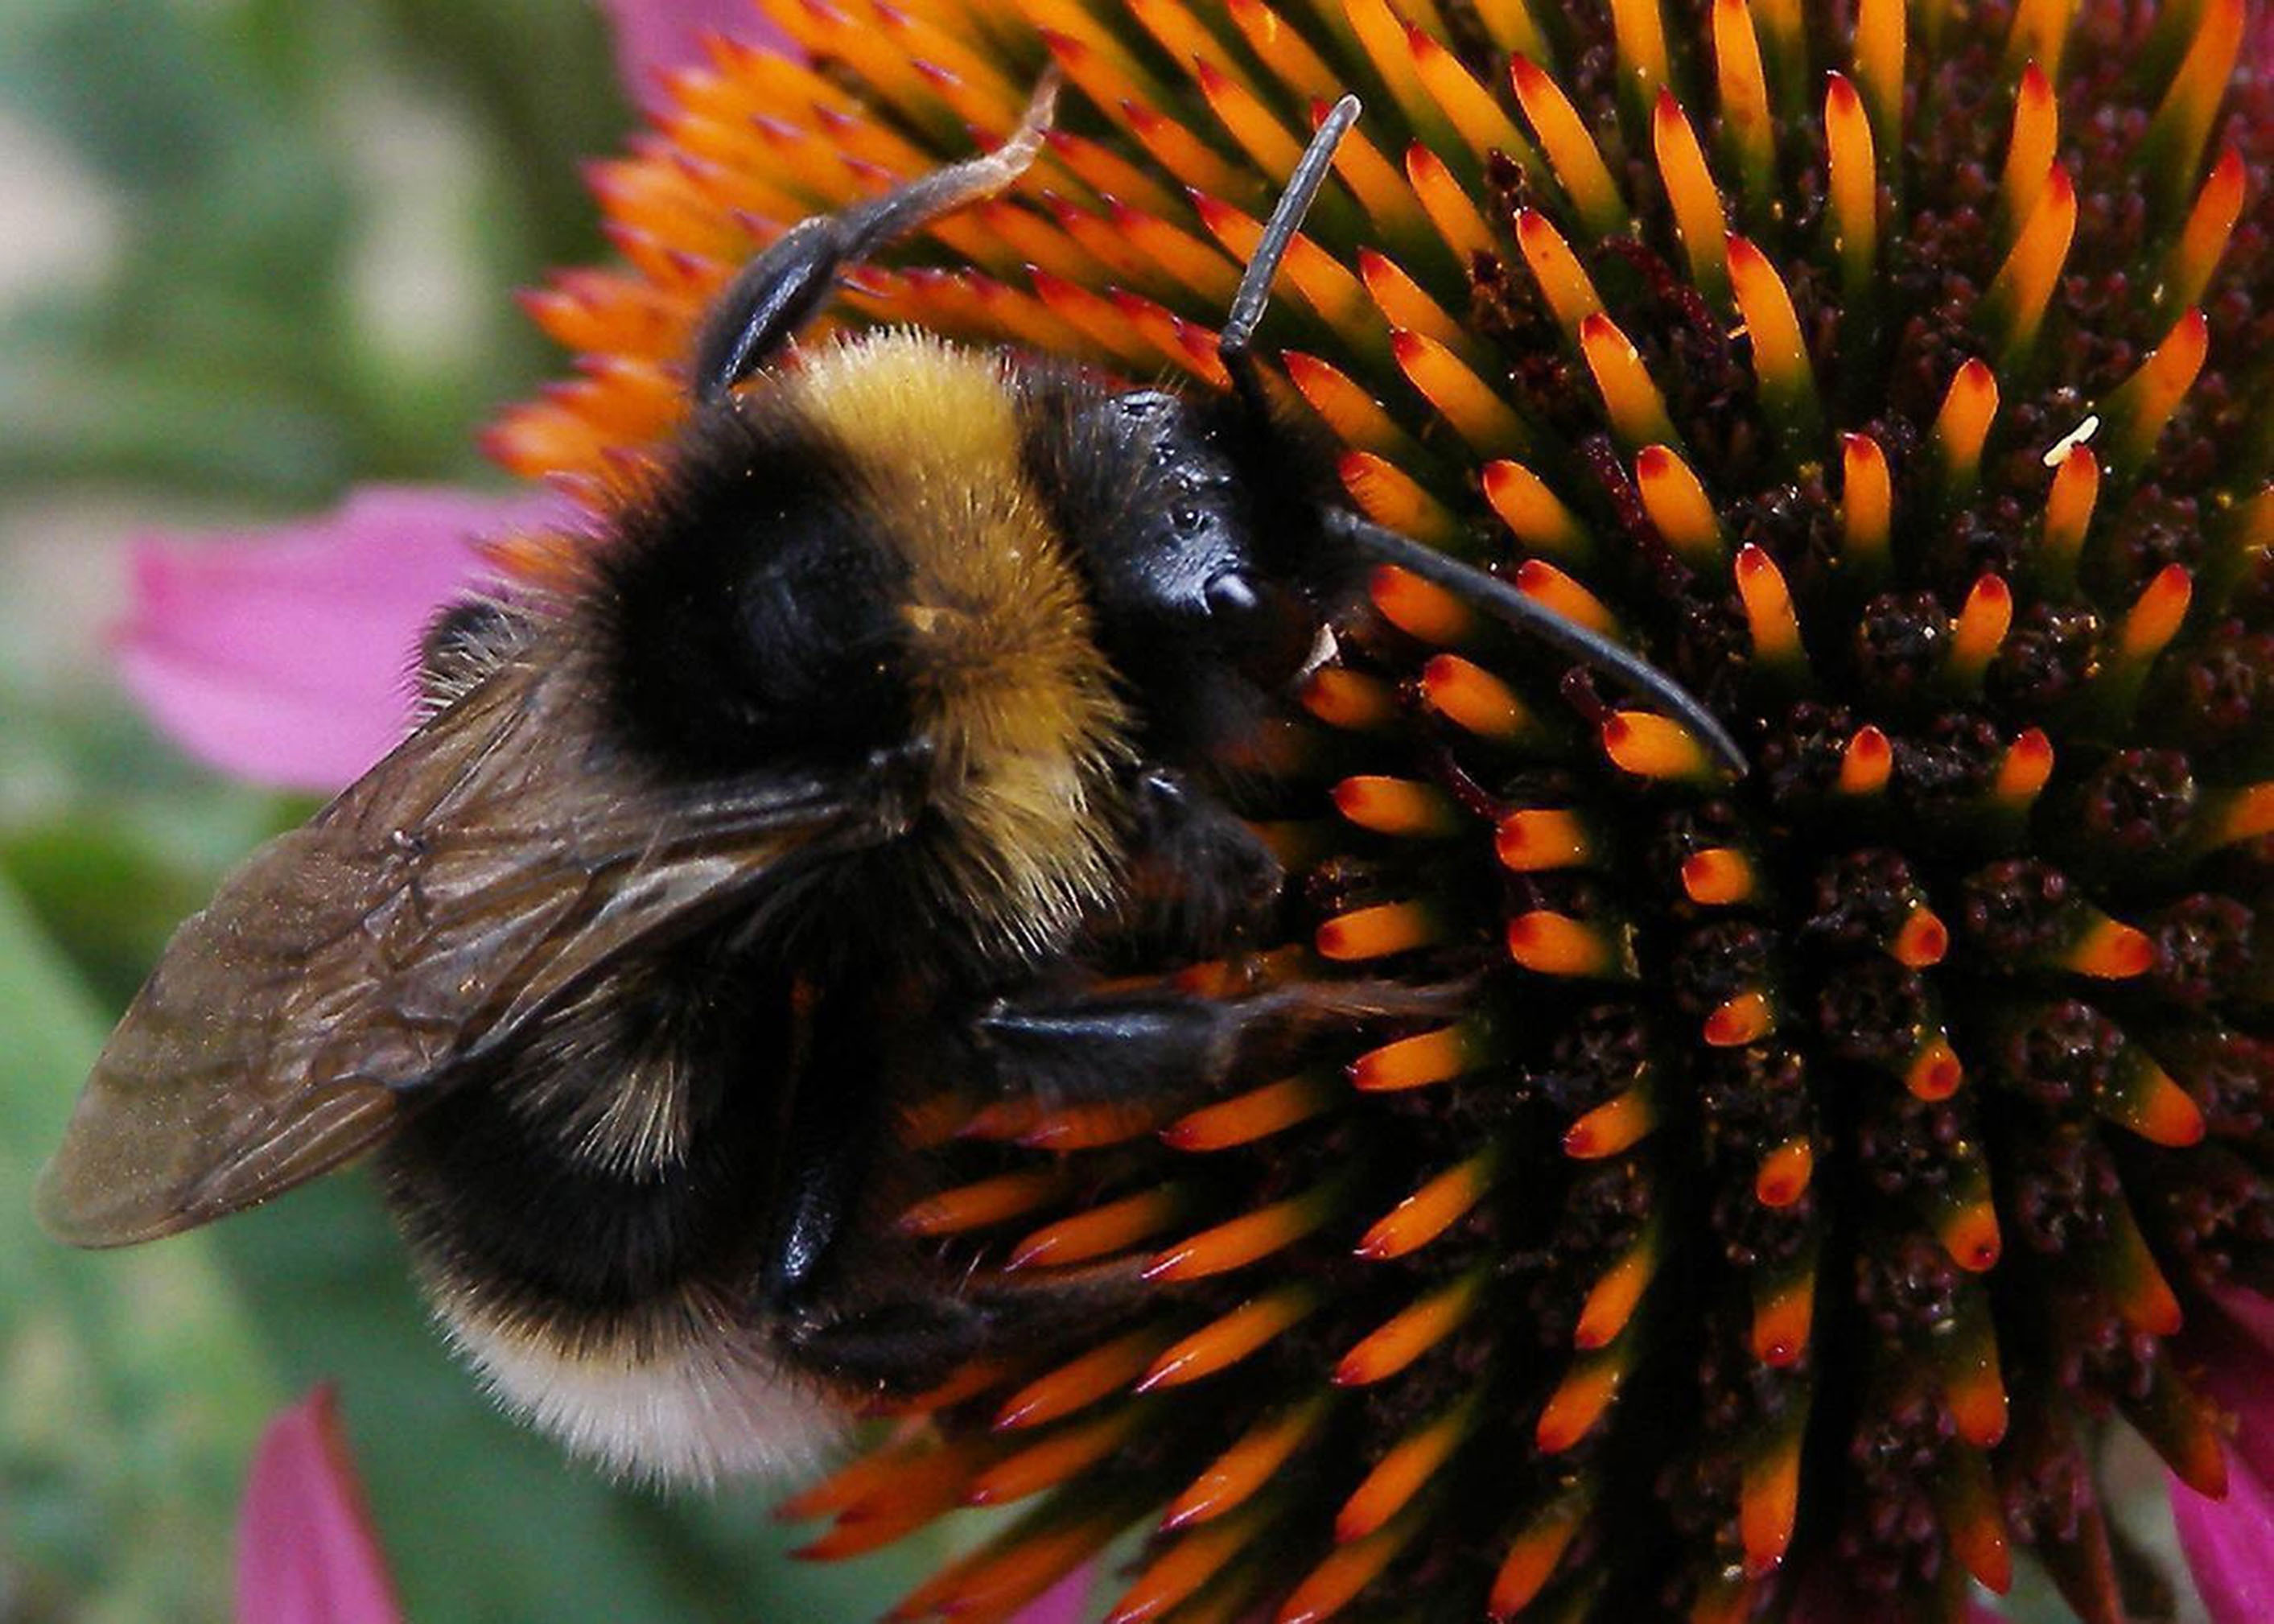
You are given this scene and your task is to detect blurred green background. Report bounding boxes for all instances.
[0,1,992,1617]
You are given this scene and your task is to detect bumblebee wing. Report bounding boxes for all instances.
[35,822,416,1247]
[37,657,878,1248]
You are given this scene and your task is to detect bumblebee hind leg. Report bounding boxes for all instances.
[785,1294,995,1393]
[787,1261,1149,1394]
[758,983,884,1311]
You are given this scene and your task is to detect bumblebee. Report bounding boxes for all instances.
[37,81,1739,1483]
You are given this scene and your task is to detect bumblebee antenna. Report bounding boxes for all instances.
[694,69,1062,402]
[1321,508,1749,776]
[1217,97,1744,775]
[1217,93,1362,420]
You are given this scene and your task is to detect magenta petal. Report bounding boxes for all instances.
[604,0,789,102]
[235,1386,405,1624]
[1007,1560,1098,1624]
[2174,1445,2274,1624]
[2191,1285,2274,1491]
[2173,1285,2274,1623]
[115,485,555,793]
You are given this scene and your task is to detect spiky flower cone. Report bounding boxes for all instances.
[489,1,2272,1618]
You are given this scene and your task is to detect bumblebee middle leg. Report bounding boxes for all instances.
[970,751,1466,1110]
[966,975,1469,1111]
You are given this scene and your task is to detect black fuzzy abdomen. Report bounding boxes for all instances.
[377,946,793,1325]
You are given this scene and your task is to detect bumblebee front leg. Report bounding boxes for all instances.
[1098,767,1287,963]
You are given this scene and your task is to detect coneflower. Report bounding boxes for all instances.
[487,2,2270,1619]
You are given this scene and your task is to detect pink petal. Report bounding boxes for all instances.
[2176,1458,2274,1624]
[236,1386,405,1624]
[115,485,559,793]
[604,0,789,103]
[2190,1284,2274,1490]
[2173,1285,2274,1623]
[1009,1560,1097,1624]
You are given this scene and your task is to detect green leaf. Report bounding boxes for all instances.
[0,872,278,1622]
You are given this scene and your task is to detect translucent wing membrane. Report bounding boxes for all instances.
[39,645,894,1247]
